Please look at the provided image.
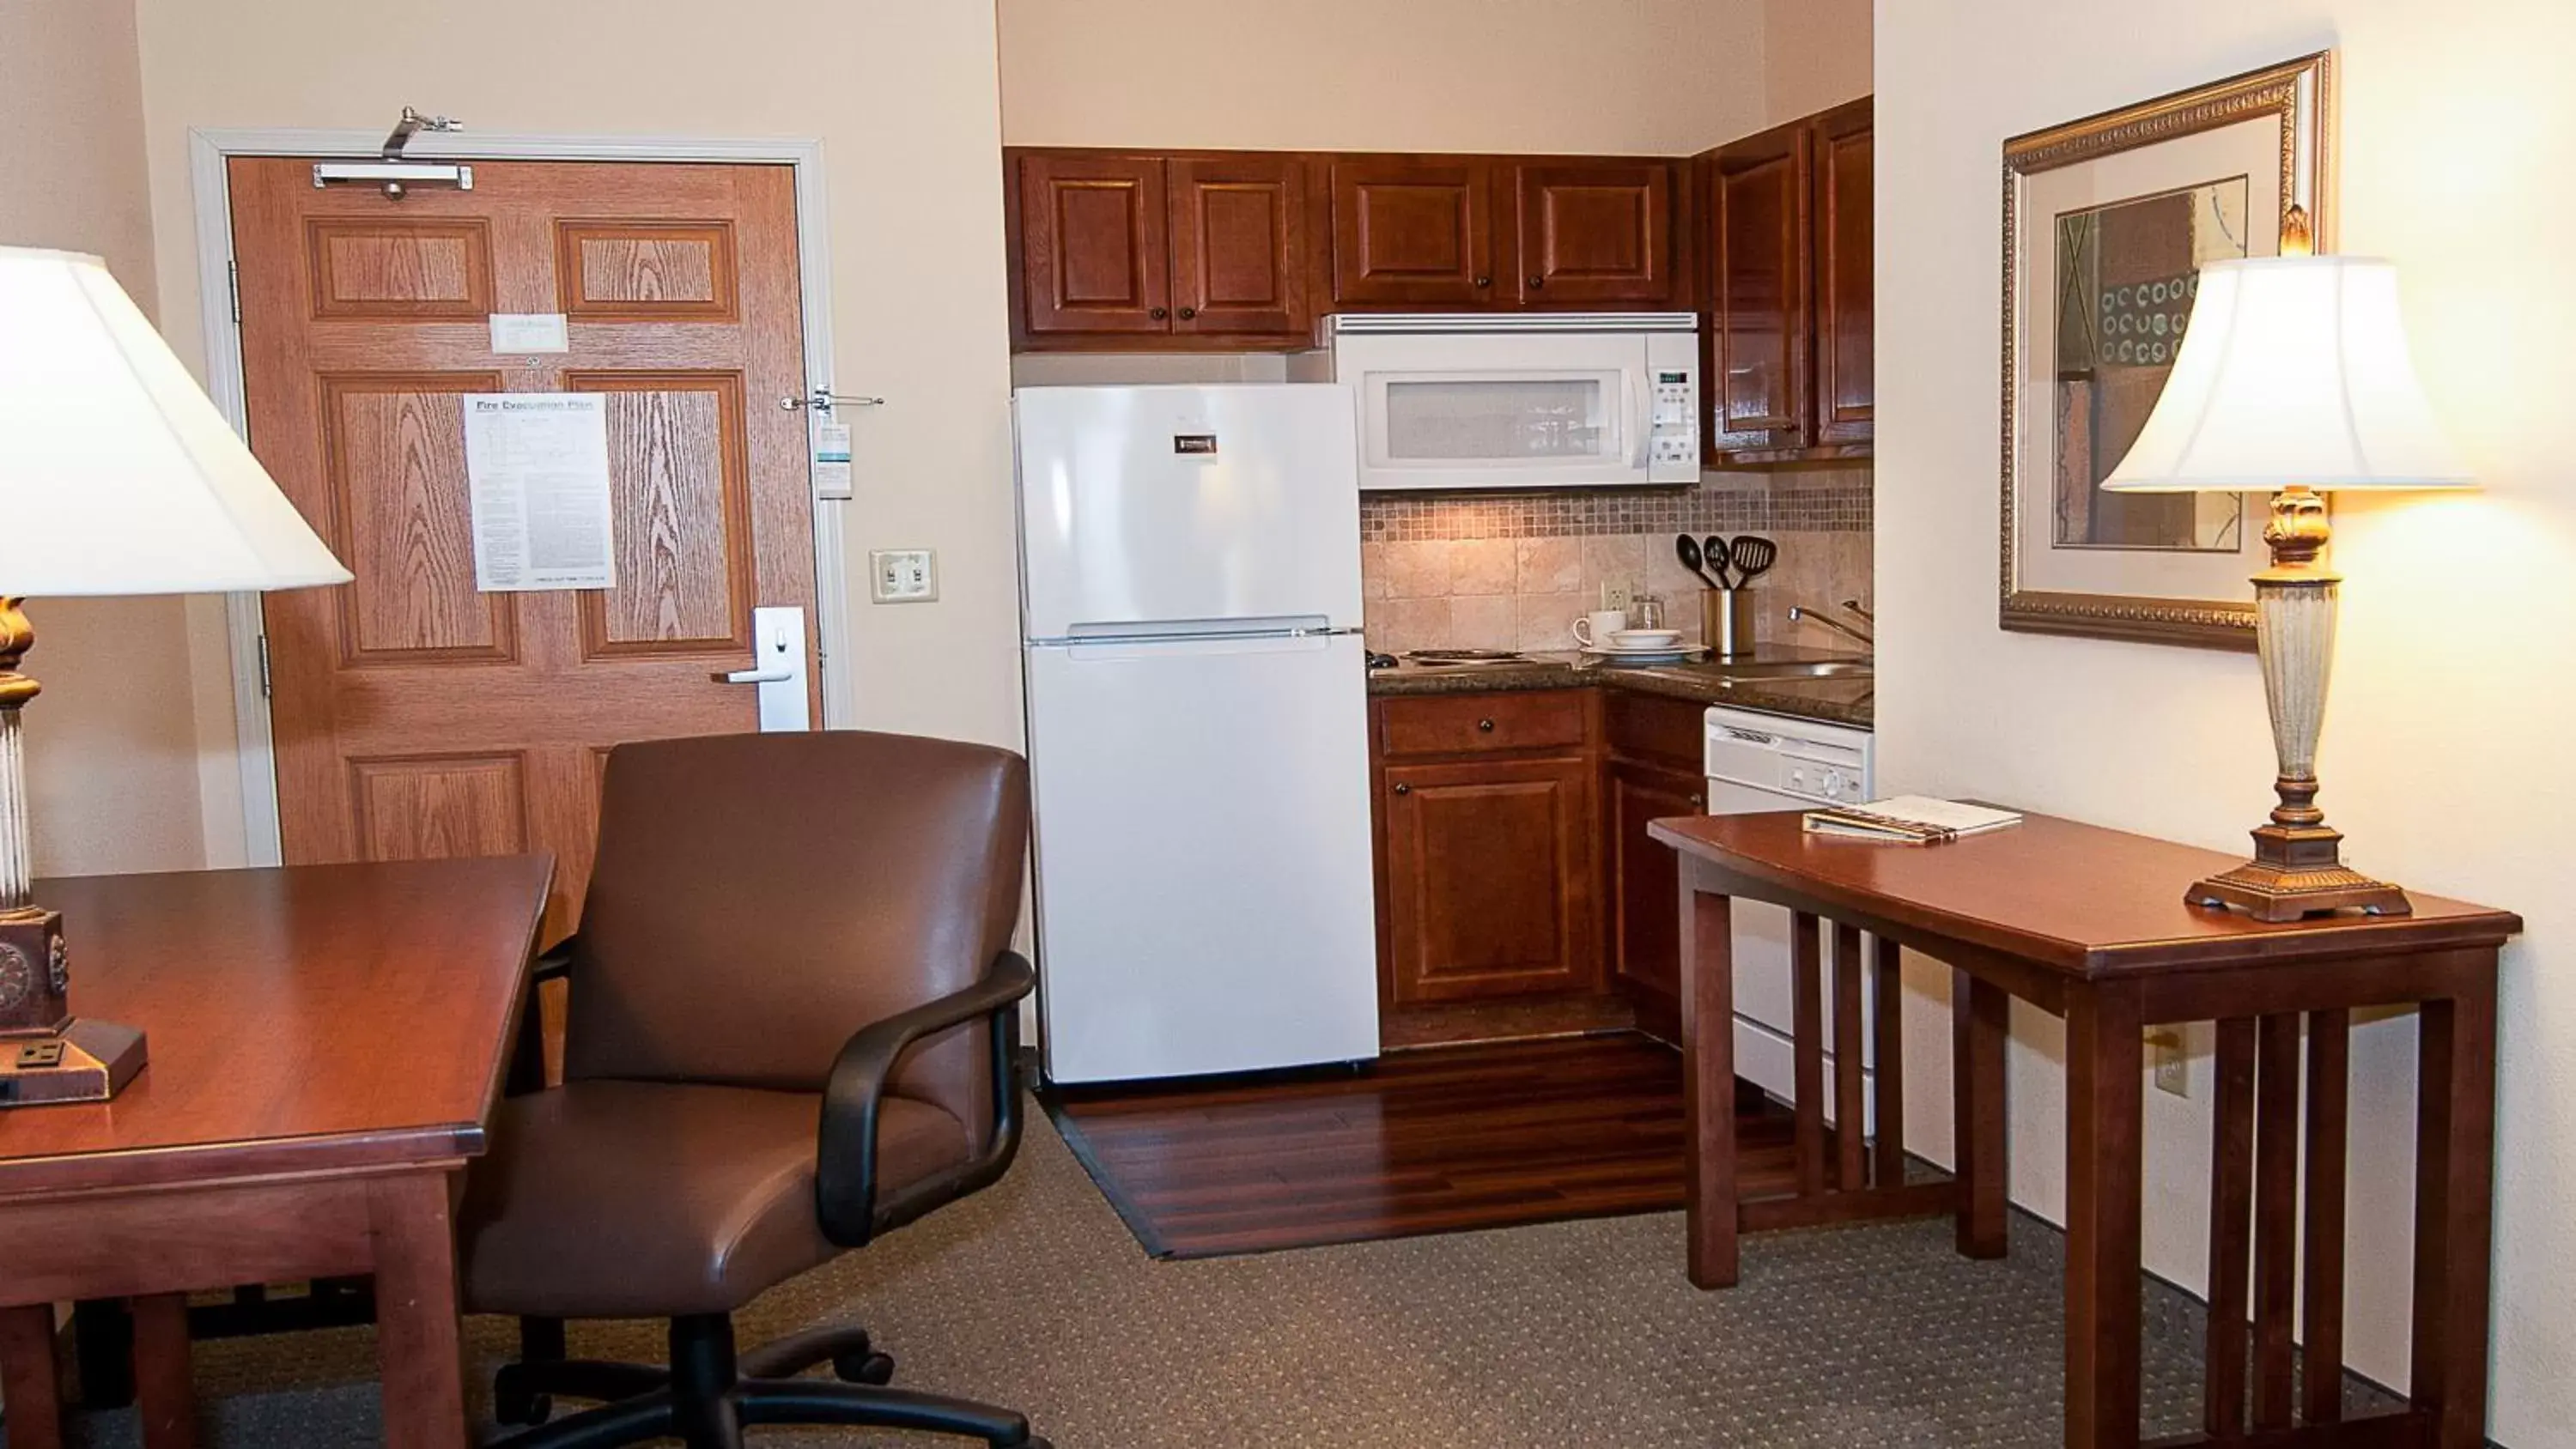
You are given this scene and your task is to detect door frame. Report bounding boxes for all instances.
[187,126,858,865]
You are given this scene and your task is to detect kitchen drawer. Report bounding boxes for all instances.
[1376,690,1590,758]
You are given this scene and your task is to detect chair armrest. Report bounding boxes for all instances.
[815,951,1036,1249]
[505,935,578,1096]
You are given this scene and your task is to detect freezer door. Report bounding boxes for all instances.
[1026,631,1379,1083]
[1016,385,1363,639]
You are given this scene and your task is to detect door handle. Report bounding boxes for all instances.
[709,606,811,731]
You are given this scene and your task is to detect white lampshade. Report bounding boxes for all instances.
[0,247,349,597]
[2101,255,2471,494]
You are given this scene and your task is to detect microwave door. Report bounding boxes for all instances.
[1359,367,1641,490]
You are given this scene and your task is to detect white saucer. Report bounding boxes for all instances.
[1580,645,1703,663]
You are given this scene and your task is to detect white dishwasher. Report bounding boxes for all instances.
[1703,705,1878,1128]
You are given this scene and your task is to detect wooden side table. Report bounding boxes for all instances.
[0,856,551,1449]
[1649,809,2520,1449]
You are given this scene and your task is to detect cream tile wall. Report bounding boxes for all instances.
[1359,472,1874,655]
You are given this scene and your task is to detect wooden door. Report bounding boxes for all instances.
[1327,158,1497,307]
[1706,121,1813,458]
[1380,756,1599,1003]
[1167,154,1311,340]
[1507,160,1678,306]
[1011,151,1171,339]
[229,158,818,937]
[1811,100,1874,447]
[1606,759,1703,1022]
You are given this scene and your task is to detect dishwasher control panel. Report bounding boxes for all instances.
[1704,706,1874,806]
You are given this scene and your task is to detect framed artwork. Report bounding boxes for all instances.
[1999,52,2334,650]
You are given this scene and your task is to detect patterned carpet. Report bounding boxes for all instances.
[33,1109,2380,1448]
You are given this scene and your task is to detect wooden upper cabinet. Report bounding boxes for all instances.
[1167,154,1310,338]
[1327,157,1497,307]
[1810,99,1874,446]
[1507,160,1680,307]
[1707,120,1811,455]
[1700,98,1873,464]
[1012,152,1170,338]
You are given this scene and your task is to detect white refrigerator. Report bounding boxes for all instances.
[1014,384,1380,1085]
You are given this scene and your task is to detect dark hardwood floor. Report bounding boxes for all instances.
[1043,1032,1809,1258]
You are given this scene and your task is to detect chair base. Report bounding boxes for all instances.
[489,1314,1045,1449]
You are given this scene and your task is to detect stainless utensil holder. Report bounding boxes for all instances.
[1702,589,1759,660]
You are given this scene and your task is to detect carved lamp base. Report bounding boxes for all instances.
[0,1018,148,1106]
[2188,823,2412,923]
[2189,487,2412,923]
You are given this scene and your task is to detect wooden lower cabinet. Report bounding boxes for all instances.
[1379,754,1600,1003]
[1606,756,1704,1038]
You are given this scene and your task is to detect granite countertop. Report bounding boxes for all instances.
[1366,646,1874,729]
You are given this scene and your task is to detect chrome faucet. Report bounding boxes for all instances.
[1787,603,1874,651]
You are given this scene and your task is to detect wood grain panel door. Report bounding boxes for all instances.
[1707,121,1813,458]
[1167,154,1309,340]
[1811,100,1874,447]
[229,158,817,937]
[1327,158,1498,307]
[1379,756,1599,1003]
[1012,151,1171,338]
[1507,160,1677,307]
[1606,757,1703,1016]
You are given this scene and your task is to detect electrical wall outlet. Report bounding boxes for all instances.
[2148,1028,2189,1098]
[868,549,937,603]
[1602,579,1635,613]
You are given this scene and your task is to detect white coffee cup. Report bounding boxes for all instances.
[1571,609,1631,648]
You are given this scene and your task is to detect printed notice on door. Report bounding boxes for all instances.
[463,393,617,592]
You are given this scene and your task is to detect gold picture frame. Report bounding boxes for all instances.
[1999,52,2335,650]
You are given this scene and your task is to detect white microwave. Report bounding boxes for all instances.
[1316,312,1699,490]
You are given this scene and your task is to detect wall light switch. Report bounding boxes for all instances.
[2148,1028,2188,1098]
[869,549,937,603]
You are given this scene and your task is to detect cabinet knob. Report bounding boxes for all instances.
[1176,306,1197,320]
[1527,275,1546,289]
[1477,718,1495,732]
[1473,275,1492,288]
[1148,306,1169,320]
[1689,794,1706,808]
[1393,782,1413,796]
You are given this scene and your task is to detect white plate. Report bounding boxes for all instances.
[1581,645,1702,663]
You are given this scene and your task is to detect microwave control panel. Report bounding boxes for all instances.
[1648,367,1699,473]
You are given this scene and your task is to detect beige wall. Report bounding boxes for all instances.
[1878,1,2576,1438]
[1764,0,1871,122]
[999,0,1770,154]
[128,0,1028,860]
[0,0,210,877]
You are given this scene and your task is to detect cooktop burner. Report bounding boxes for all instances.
[1401,649,1529,667]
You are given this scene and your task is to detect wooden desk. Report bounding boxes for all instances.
[1648,810,2521,1449]
[0,856,552,1449]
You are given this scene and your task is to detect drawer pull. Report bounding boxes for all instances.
[1477,718,1495,732]
[1393,782,1413,796]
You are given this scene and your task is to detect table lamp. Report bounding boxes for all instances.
[2102,212,2470,920]
[0,247,350,1103]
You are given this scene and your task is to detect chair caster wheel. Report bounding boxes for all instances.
[1005,1438,1051,1449]
[831,1349,895,1385]
[494,1385,552,1427]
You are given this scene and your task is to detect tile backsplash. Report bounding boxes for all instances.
[1360,470,1873,655]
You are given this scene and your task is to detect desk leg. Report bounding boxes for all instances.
[1679,870,1739,1288]
[1953,969,2008,1258]
[131,1293,197,1449]
[2412,978,2499,1449]
[0,1303,64,1449]
[369,1171,467,1449]
[2065,980,2144,1449]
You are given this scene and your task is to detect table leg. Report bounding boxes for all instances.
[368,1171,467,1449]
[1679,870,1740,1288]
[2412,979,2499,1449]
[131,1293,197,1449]
[1952,969,2008,1258]
[2064,980,2144,1449]
[0,1303,65,1449]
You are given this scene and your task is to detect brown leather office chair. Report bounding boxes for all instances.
[460,731,1048,1449]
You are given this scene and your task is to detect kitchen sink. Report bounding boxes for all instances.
[1709,659,1873,679]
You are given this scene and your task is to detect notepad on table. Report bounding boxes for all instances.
[1802,796,2023,845]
